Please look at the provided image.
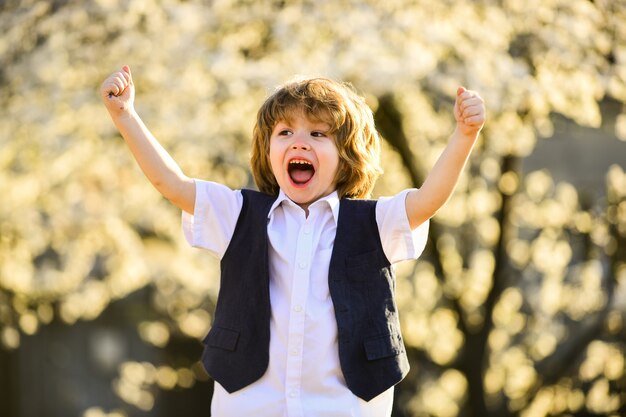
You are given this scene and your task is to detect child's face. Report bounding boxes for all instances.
[269,111,340,211]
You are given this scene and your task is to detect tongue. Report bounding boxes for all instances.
[290,168,314,184]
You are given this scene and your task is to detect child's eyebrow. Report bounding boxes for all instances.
[304,116,332,130]
[273,121,291,129]
[274,119,331,130]
[311,119,331,128]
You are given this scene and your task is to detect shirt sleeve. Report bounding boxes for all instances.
[376,189,430,264]
[181,179,243,259]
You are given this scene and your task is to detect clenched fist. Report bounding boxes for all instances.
[100,65,135,118]
[454,87,486,138]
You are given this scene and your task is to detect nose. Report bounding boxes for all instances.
[291,133,311,150]
[291,142,311,150]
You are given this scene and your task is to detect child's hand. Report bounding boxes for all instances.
[100,65,135,117]
[454,87,485,138]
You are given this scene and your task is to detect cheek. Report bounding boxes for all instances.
[332,160,345,183]
[327,145,341,175]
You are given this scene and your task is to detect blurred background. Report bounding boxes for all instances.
[1,0,625,416]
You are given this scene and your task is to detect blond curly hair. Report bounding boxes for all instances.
[250,77,383,199]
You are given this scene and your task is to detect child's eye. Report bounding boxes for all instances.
[278,130,292,136]
[311,131,327,138]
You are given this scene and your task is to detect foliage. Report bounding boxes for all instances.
[1,0,625,416]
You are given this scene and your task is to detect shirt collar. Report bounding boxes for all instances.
[269,189,340,224]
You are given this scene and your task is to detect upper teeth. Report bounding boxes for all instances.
[290,159,312,165]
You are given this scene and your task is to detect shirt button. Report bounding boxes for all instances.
[294,305,303,312]
[291,348,299,356]
[303,226,311,235]
[289,390,297,398]
[298,261,307,269]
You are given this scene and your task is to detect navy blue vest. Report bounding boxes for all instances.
[201,189,409,401]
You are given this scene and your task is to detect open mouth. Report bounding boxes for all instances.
[288,159,315,185]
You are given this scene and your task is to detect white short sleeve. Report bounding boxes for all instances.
[181,179,243,259]
[376,189,430,264]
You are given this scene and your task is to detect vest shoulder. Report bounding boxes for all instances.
[241,189,277,205]
[340,197,378,211]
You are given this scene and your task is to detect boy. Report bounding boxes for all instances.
[101,66,485,416]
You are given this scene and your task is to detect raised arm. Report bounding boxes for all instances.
[406,87,486,229]
[100,66,196,214]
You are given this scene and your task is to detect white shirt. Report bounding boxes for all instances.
[182,180,429,417]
